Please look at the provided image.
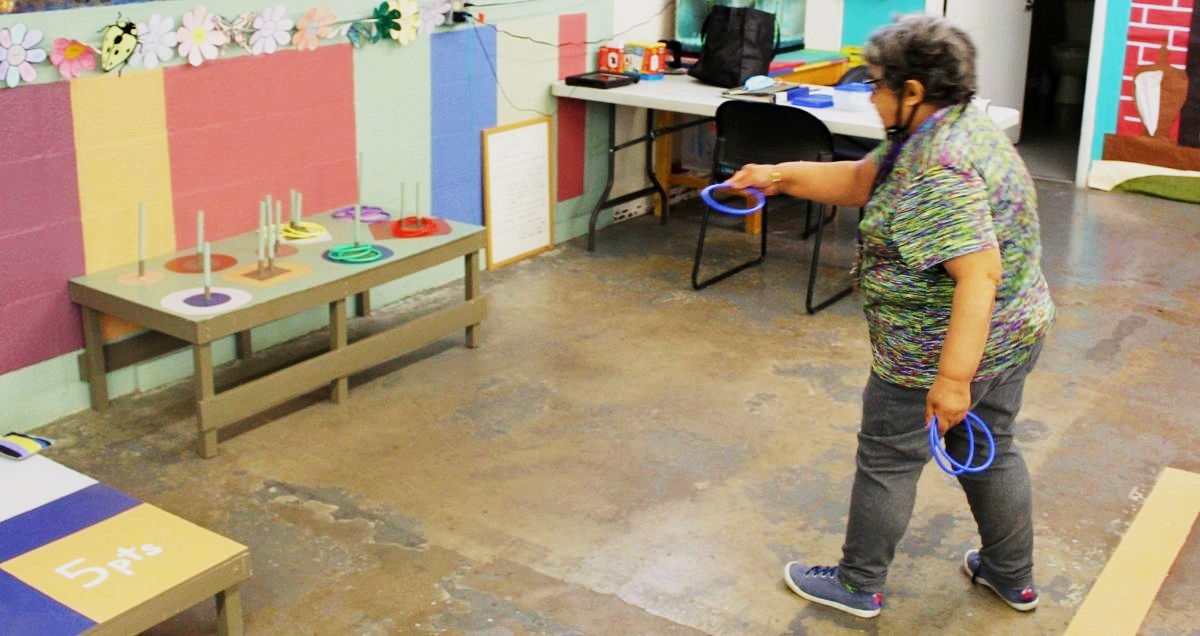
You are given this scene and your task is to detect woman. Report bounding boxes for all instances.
[727,15,1055,619]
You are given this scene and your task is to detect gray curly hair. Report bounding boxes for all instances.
[863,14,977,106]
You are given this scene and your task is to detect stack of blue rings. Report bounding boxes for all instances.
[928,412,995,475]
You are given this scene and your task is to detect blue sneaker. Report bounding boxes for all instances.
[783,562,883,618]
[963,549,1039,611]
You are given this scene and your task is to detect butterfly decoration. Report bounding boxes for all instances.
[99,16,138,73]
[344,22,375,48]
[214,12,255,53]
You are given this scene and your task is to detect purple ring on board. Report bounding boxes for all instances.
[332,206,392,223]
[183,292,232,307]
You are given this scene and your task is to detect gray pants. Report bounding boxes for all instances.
[837,344,1043,593]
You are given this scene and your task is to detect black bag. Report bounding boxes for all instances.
[687,4,778,88]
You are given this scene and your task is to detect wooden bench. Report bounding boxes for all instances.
[0,456,251,634]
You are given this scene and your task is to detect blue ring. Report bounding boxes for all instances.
[700,184,766,216]
[929,411,995,475]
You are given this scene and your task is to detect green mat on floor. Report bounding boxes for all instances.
[1113,175,1200,204]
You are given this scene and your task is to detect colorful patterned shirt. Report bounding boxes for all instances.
[858,104,1055,388]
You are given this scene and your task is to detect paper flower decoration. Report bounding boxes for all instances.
[293,7,336,51]
[177,6,229,67]
[131,16,178,69]
[49,38,96,80]
[418,0,451,36]
[251,5,294,55]
[369,2,398,44]
[0,24,46,88]
[388,0,420,46]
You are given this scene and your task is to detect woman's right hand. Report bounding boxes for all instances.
[725,163,782,196]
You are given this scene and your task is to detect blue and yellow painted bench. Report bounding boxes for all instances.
[0,456,251,635]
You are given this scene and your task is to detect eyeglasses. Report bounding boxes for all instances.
[863,78,882,91]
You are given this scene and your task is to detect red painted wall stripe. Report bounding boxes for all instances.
[557,13,588,202]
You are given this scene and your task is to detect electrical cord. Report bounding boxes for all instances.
[469,1,674,48]
[467,19,556,117]
[461,0,674,117]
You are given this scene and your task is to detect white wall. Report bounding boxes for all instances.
[611,0,676,217]
[806,0,845,51]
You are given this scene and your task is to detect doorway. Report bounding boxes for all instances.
[1018,0,1097,182]
[928,0,1102,183]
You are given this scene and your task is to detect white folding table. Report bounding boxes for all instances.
[549,75,1021,251]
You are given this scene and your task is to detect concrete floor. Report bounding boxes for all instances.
[38,181,1200,635]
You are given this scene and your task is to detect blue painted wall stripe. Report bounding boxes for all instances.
[0,484,139,563]
[1092,0,1133,159]
[0,570,96,634]
[431,25,498,226]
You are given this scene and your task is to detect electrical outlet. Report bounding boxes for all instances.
[452,1,470,22]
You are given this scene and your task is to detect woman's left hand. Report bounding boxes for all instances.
[926,375,971,436]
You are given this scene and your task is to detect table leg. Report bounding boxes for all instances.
[644,108,670,226]
[654,111,675,219]
[587,104,618,252]
[465,251,481,349]
[216,583,244,636]
[81,306,109,412]
[745,212,763,235]
[235,330,253,360]
[355,290,371,317]
[194,342,217,458]
[330,299,349,404]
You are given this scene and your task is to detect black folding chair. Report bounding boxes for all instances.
[691,101,853,313]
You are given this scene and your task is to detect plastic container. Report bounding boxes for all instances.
[598,43,625,74]
[833,82,873,111]
[791,93,833,108]
[624,41,666,80]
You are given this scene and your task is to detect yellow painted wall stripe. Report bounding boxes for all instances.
[1065,467,1200,635]
[72,70,176,274]
[72,70,177,341]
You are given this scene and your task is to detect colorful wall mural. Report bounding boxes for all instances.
[1104,0,1199,168]
[1087,0,1200,195]
[0,0,612,429]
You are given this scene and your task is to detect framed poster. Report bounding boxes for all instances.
[481,116,555,270]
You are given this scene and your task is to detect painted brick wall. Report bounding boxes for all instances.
[1117,0,1195,136]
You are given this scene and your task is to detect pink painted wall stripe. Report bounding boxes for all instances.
[0,83,85,374]
[557,13,588,202]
